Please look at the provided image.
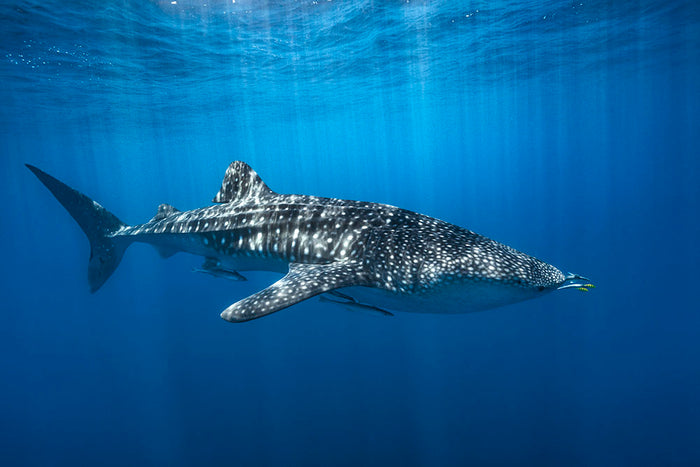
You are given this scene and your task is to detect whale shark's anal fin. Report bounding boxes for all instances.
[220,261,367,322]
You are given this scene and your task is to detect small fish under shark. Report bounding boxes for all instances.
[26,161,592,323]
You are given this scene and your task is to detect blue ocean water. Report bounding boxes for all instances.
[1,0,699,465]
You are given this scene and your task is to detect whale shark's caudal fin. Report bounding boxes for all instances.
[26,164,130,293]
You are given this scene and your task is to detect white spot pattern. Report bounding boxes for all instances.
[116,161,567,322]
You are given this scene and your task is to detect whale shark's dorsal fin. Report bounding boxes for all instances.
[150,203,180,222]
[212,161,275,203]
[220,261,368,322]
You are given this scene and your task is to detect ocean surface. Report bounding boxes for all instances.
[1,1,699,465]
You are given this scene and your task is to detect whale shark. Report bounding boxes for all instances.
[27,161,592,323]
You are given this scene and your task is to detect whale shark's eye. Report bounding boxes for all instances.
[538,286,545,291]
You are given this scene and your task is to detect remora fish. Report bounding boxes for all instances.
[27,161,592,323]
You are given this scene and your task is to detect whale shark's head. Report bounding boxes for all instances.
[406,237,591,313]
[517,259,595,293]
[470,257,567,308]
[520,259,567,292]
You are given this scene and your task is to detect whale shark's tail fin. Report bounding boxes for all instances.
[26,164,130,293]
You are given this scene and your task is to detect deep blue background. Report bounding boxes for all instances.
[1,1,699,465]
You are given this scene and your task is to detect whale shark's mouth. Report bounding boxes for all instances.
[558,273,595,292]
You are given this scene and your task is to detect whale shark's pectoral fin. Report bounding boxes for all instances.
[220,261,367,323]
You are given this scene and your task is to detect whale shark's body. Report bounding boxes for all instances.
[27,161,591,322]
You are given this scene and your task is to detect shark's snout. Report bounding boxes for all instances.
[526,261,566,291]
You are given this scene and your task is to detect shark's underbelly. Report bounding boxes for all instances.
[338,279,544,314]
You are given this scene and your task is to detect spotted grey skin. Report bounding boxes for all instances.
[26,161,591,323]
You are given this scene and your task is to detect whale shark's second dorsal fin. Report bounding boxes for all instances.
[150,203,180,222]
[212,161,274,203]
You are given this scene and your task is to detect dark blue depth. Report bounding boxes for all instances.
[1,1,699,465]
